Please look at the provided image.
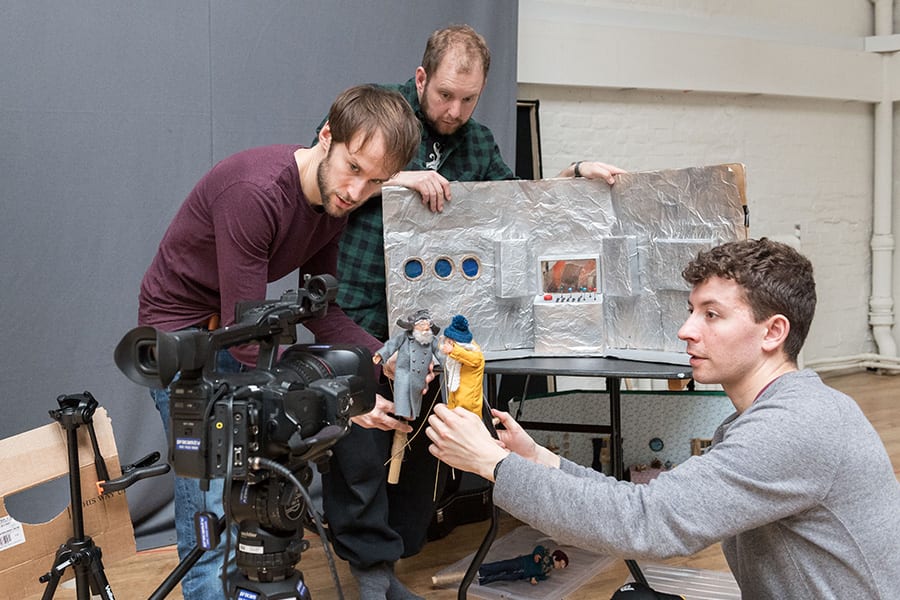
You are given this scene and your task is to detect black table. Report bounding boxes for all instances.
[457,356,691,599]
[485,356,690,479]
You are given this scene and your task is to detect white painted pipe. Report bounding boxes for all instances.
[806,352,900,373]
[869,0,898,357]
[873,0,893,37]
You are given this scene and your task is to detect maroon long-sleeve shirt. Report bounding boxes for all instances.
[138,145,381,364]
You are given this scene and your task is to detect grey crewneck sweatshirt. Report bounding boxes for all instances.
[492,370,900,598]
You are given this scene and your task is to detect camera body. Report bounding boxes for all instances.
[116,274,376,481]
[171,344,372,480]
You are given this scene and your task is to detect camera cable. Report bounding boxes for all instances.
[250,456,346,600]
[220,392,237,599]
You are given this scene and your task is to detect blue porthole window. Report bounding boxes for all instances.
[433,256,454,280]
[460,255,481,280]
[403,258,425,280]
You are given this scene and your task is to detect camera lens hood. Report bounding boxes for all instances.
[115,326,210,388]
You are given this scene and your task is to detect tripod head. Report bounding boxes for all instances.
[147,457,323,600]
[49,391,99,426]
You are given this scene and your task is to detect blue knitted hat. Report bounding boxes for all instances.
[443,314,473,343]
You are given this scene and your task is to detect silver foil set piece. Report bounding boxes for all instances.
[382,164,747,364]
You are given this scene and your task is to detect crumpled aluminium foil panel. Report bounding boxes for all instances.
[381,164,747,363]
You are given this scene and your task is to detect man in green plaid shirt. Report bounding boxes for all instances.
[337,24,625,341]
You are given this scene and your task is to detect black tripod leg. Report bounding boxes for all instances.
[41,539,115,600]
[74,565,92,600]
[40,545,70,600]
[149,516,226,600]
[149,545,206,600]
[457,397,501,600]
[85,546,115,600]
[626,559,649,586]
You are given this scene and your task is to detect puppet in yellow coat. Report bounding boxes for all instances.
[440,314,484,416]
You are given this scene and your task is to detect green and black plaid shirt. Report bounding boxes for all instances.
[336,78,516,340]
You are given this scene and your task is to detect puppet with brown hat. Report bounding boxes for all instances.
[373,308,442,482]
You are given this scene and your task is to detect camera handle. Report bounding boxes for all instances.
[145,514,228,600]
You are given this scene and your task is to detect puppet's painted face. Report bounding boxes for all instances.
[412,319,435,345]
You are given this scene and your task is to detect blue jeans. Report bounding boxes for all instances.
[151,350,242,600]
[478,556,527,585]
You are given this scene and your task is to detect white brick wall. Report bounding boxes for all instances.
[518,86,874,362]
[516,1,895,363]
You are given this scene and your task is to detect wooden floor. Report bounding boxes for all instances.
[27,370,900,600]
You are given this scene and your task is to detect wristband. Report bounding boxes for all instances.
[573,161,583,178]
[492,456,507,481]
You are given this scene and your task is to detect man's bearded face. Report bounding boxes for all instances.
[416,57,484,136]
[316,131,391,217]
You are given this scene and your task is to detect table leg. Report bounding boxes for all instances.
[607,376,649,586]
[458,378,503,599]
[458,504,500,599]
[607,376,624,480]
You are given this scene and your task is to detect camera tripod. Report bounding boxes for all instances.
[148,455,340,600]
[40,391,169,600]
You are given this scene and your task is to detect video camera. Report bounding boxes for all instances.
[114,274,376,598]
[115,274,375,481]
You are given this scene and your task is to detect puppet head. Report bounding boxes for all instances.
[397,308,440,335]
[443,314,473,344]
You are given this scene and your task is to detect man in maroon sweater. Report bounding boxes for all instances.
[138,85,422,600]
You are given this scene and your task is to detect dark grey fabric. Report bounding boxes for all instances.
[0,0,517,550]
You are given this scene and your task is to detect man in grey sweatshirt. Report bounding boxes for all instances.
[426,238,900,598]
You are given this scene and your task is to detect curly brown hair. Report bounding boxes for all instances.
[682,238,816,363]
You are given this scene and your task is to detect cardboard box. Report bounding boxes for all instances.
[0,407,135,597]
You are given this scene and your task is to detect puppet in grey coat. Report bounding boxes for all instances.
[373,309,443,420]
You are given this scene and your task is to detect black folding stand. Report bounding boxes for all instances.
[457,357,690,599]
[40,392,169,600]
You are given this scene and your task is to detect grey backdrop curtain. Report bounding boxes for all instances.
[0,0,518,550]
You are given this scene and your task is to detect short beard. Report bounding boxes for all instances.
[421,83,462,136]
[412,328,434,345]
[316,147,348,217]
[316,149,332,210]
